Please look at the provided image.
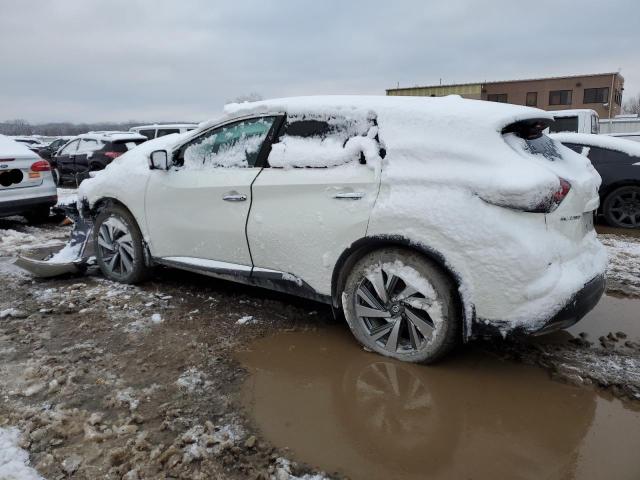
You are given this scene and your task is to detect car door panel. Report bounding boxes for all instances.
[248,164,379,295]
[144,116,278,266]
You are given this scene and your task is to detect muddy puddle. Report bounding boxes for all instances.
[568,294,640,340]
[238,327,640,480]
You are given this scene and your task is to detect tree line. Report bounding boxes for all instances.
[0,119,190,137]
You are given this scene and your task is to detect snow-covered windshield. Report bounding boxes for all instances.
[182,117,275,169]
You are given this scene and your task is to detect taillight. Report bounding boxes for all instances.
[30,160,51,172]
[104,151,122,159]
[529,178,571,213]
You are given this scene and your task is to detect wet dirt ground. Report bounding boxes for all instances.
[0,208,639,479]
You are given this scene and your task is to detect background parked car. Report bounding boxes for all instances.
[11,136,47,154]
[0,135,57,223]
[551,132,640,228]
[37,136,75,160]
[51,131,147,185]
[130,123,198,140]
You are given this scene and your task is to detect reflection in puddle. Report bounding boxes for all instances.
[238,328,640,480]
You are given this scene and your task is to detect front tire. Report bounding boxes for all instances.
[602,186,640,228]
[94,205,151,284]
[341,248,461,364]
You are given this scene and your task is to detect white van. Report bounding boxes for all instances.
[549,109,600,134]
[129,124,198,140]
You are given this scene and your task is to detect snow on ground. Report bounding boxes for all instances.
[600,234,640,296]
[55,188,77,207]
[0,427,45,480]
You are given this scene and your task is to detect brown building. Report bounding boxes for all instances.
[386,73,624,118]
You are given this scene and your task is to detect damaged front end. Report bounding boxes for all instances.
[15,202,95,278]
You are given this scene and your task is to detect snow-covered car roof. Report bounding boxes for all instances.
[214,95,552,131]
[77,131,147,142]
[0,134,39,158]
[550,132,640,158]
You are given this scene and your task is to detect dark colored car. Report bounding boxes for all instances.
[37,137,74,160]
[51,132,146,185]
[552,132,640,228]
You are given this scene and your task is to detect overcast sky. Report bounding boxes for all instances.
[1,0,638,123]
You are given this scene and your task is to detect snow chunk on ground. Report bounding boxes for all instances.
[0,427,45,480]
[236,315,257,325]
[176,368,208,392]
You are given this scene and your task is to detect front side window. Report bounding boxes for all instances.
[526,92,537,106]
[549,116,579,133]
[583,87,609,104]
[181,117,275,169]
[59,140,79,155]
[549,90,572,106]
[487,93,508,103]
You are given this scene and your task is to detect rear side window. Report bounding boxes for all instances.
[77,139,100,153]
[157,128,180,137]
[549,117,579,133]
[587,147,634,165]
[139,129,155,139]
[267,114,381,168]
[591,115,599,134]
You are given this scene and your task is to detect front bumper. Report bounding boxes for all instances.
[532,273,605,336]
[0,195,57,217]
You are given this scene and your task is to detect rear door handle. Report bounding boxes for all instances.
[334,192,365,200]
[223,192,247,202]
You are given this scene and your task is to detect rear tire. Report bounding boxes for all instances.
[602,186,640,228]
[94,205,151,284]
[341,248,461,364]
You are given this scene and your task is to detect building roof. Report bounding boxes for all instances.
[387,72,622,93]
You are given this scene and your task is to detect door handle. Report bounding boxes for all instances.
[223,192,247,202]
[334,192,365,200]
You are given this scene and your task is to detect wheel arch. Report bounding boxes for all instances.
[331,235,475,340]
[88,197,154,266]
[600,180,640,201]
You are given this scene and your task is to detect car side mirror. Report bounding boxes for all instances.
[149,150,169,170]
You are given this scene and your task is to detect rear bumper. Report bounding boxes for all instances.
[0,195,57,217]
[532,273,605,335]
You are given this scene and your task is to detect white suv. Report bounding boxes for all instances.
[1,135,57,222]
[76,96,606,363]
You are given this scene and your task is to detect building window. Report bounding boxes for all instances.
[526,92,538,107]
[487,93,507,103]
[583,87,609,104]
[614,89,622,106]
[549,90,572,106]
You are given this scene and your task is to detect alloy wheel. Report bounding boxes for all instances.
[97,216,136,276]
[607,189,640,227]
[354,264,442,355]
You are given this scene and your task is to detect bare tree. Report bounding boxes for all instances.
[226,92,263,104]
[623,94,640,115]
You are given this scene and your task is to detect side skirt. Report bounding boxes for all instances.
[154,257,332,305]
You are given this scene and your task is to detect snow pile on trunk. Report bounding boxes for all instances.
[0,427,45,480]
